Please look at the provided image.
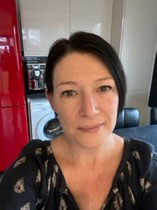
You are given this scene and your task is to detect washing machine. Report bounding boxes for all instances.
[27,96,63,141]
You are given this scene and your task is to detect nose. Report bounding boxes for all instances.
[79,93,99,118]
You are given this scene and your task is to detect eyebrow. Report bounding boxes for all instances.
[56,81,78,87]
[56,76,114,87]
[95,76,114,82]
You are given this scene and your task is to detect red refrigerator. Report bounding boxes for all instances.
[0,0,29,172]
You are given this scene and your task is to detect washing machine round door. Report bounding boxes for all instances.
[43,117,63,139]
[36,113,63,140]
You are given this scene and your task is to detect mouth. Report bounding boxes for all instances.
[78,123,104,133]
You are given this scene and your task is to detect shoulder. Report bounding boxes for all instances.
[0,140,57,208]
[127,138,154,160]
[0,140,56,193]
[127,138,156,169]
[128,139,157,209]
[14,139,55,162]
[1,140,54,184]
[126,138,157,185]
[12,139,55,175]
[21,139,52,156]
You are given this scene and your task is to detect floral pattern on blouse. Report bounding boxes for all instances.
[20,202,30,210]
[14,177,25,194]
[0,139,157,210]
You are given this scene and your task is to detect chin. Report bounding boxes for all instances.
[62,124,114,147]
[74,130,112,149]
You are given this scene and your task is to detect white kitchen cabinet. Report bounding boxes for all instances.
[20,0,113,56]
[120,0,157,92]
[111,0,157,124]
[70,0,113,43]
[122,0,157,125]
[20,0,71,56]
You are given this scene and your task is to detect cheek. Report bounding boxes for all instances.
[58,113,77,136]
[112,97,119,111]
[111,97,119,125]
[54,96,77,117]
[105,94,119,110]
[111,98,119,118]
[57,107,76,128]
[104,96,119,121]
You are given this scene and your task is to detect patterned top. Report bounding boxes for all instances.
[0,138,157,210]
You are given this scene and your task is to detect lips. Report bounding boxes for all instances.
[78,123,104,133]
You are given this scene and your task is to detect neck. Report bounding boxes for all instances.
[59,133,123,169]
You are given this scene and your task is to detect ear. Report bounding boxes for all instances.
[45,89,57,112]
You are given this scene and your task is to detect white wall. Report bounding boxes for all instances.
[111,0,157,125]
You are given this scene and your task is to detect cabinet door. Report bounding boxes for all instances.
[70,0,113,42]
[20,0,71,56]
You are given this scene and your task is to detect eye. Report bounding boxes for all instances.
[98,85,111,92]
[61,90,77,97]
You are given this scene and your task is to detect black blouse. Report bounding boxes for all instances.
[0,138,157,210]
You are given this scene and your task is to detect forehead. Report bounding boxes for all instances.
[53,52,113,81]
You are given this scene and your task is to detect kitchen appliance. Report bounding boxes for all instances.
[0,0,29,172]
[27,96,63,140]
[24,56,47,93]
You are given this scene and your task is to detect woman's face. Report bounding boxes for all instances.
[48,52,119,148]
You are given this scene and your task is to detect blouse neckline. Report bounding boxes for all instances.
[45,138,131,208]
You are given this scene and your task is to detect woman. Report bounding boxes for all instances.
[0,32,157,210]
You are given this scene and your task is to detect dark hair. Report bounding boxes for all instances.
[45,31,126,113]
